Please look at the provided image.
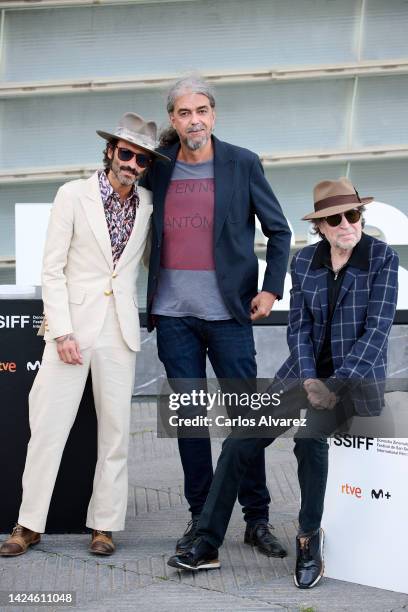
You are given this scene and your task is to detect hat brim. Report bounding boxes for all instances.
[96,130,170,163]
[302,197,374,220]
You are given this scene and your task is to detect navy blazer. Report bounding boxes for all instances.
[141,136,291,331]
[275,233,399,415]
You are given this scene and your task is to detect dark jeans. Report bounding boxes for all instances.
[294,399,353,535]
[195,395,351,548]
[156,315,270,524]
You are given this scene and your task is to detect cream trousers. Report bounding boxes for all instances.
[18,299,136,533]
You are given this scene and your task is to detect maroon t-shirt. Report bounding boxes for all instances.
[152,159,231,319]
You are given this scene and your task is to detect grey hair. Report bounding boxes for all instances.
[311,205,366,240]
[166,74,216,114]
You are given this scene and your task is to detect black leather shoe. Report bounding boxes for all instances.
[294,528,324,589]
[175,515,200,553]
[244,522,287,558]
[168,537,220,571]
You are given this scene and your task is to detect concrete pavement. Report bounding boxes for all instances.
[1,399,407,612]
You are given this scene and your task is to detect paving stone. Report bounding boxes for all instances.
[75,580,285,611]
[234,575,408,611]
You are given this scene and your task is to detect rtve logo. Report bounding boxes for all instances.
[333,435,374,450]
[341,483,362,499]
[0,361,17,372]
[0,315,30,329]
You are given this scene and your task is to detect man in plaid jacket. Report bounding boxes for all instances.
[167,177,399,590]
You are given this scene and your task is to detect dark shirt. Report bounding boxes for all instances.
[313,236,369,378]
[316,267,347,378]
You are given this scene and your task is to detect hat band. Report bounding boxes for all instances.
[314,194,361,212]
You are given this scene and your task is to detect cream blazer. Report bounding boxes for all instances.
[39,171,152,351]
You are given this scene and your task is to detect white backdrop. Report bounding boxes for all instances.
[322,437,408,594]
[15,204,51,286]
[14,202,408,311]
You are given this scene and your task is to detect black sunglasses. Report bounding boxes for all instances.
[324,209,362,227]
[115,146,153,168]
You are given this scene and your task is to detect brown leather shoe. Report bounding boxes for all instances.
[89,530,115,555]
[0,524,41,556]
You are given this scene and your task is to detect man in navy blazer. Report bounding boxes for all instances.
[144,93,291,332]
[168,177,399,589]
[141,75,291,558]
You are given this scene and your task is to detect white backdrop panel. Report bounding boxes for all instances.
[323,437,408,594]
[15,204,51,286]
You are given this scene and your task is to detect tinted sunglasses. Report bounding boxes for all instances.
[324,208,361,227]
[115,146,153,168]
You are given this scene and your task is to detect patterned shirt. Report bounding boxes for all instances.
[98,170,138,266]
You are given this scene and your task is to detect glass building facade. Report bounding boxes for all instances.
[1,0,407,304]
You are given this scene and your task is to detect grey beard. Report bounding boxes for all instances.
[111,162,139,186]
[185,133,210,151]
[117,174,137,186]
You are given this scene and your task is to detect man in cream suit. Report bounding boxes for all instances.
[0,113,169,557]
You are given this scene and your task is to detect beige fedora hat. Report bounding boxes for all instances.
[302,177,374,220]
[97,112,170,162]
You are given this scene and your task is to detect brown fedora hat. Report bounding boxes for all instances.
[97,112,170,163]
[302,177,374,220]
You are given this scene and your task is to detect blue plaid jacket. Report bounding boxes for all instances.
[275,233,399,415]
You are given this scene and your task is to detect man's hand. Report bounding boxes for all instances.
[250,291,277,321]
[303,378,337,410]
[55,334,83,365]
